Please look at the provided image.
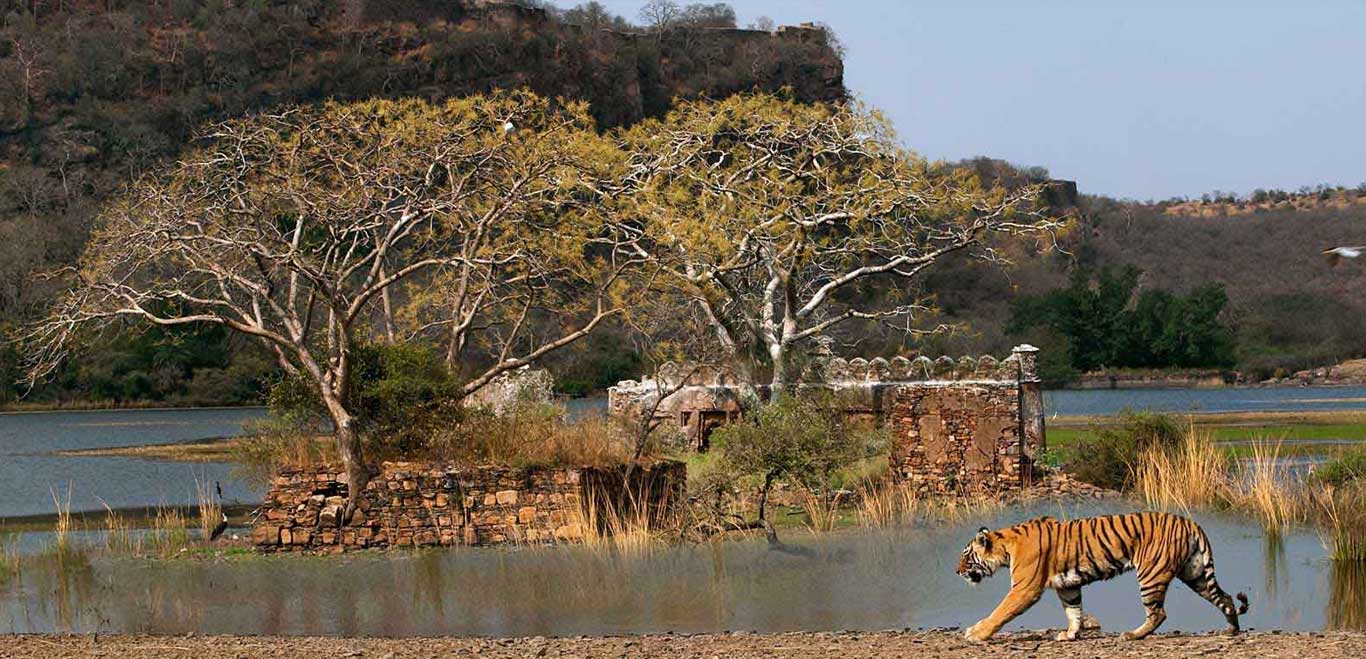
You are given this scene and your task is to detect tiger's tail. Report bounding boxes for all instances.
[1188,525,1249,631]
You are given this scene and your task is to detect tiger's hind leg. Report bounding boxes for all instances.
[1122,572,1173,640]
[1181,571,1249,634]
[1055,588,1085,641]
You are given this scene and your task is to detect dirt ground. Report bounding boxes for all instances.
[4,630,1365,659]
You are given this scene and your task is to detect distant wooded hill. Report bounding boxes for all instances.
[3,2,1362,404]
[914,170,1366,382]
[0,0,842,405]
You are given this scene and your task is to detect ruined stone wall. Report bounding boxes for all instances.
[253,461,685,552]
[886,382,1026,495]
[608,346,1046,495]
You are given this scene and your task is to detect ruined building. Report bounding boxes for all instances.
[608,346,1047,496]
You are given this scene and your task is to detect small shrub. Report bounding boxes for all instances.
[1314,447,1366,487]
[710,391,890,522]
[427,402,633,468]
[1060,411,1184,490]
[232,417,333,486]
[265,343,464,459]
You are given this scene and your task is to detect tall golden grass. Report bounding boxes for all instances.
[855,479,1004,529]
[1226,441,1306,535]
[0,527,18,582]
[799,489,846,533]
[436,407,633,468]
[96,498,138,554]
[49,482,74,556]
[574,490,657,556]
[1313,484,1366,562]
[194,471,222,541]
[148,505,190,557]
[1133,426,1227,512]
[856,479,922,528]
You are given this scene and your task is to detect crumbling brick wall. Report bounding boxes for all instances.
[253,461,685,552]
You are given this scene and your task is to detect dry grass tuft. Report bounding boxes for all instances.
[194,471,222,541]
[1226,441,1306,534]
[1313,484,1366,562]
[576,494,655,556]
[96,498,139,554]
[799,489,846,533]
[49,482,74,556]
[1133,426,1227,512]
[856,479,922,528]
[0,528,19,582]
[433,405,633,468]
[148,505,190,557]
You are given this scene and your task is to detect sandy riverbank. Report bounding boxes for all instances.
[3,631,1364,659]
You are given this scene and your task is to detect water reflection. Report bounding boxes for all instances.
[1263,532,1289,602]
[1328,560,1366,631]
[0,502,1354,636]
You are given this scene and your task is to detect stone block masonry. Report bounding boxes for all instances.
[253,461,685,552]
[879,346,1046,495]
[609,345,1046,496]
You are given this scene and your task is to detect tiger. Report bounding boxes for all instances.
[955,511,1249,642]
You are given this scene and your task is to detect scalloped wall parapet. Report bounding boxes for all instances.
[610,346,1040,392]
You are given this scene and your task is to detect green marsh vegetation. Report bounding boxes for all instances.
[1056,411,1366,561]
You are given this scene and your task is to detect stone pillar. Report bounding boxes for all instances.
[1012,345,1046,485]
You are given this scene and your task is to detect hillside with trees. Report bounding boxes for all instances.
[0,0,843,405]
[915,175,1366,383]
[4,1,1364,408]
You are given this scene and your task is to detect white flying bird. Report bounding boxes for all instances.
[1323,246,1366,267]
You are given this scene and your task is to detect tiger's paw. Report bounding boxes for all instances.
[1081,613,1102,630]
[964,623,993,643]
[1055,630,1078,641]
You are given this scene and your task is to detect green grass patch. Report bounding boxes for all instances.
[1050,423,1366,452]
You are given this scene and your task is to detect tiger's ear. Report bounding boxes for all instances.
[976,527,991,549]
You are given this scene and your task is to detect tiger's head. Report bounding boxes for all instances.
[957,526,1007,584]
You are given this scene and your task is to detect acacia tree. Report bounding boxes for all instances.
[22,93,638,506]
[618,93,1059,386]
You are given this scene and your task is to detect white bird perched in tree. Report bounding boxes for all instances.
[1323,246,1366,267]
[502,120,515,135]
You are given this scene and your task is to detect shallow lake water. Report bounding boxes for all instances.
[1,500,1360,636]
[1043,385,1366,417]
[0,408,267,518]
[5,387,1366,519]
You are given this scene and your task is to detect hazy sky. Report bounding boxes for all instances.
[551,0,1366,200]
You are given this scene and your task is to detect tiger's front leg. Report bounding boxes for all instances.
[965,585,1043,642]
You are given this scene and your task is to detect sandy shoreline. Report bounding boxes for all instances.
[3,631,1365,659]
